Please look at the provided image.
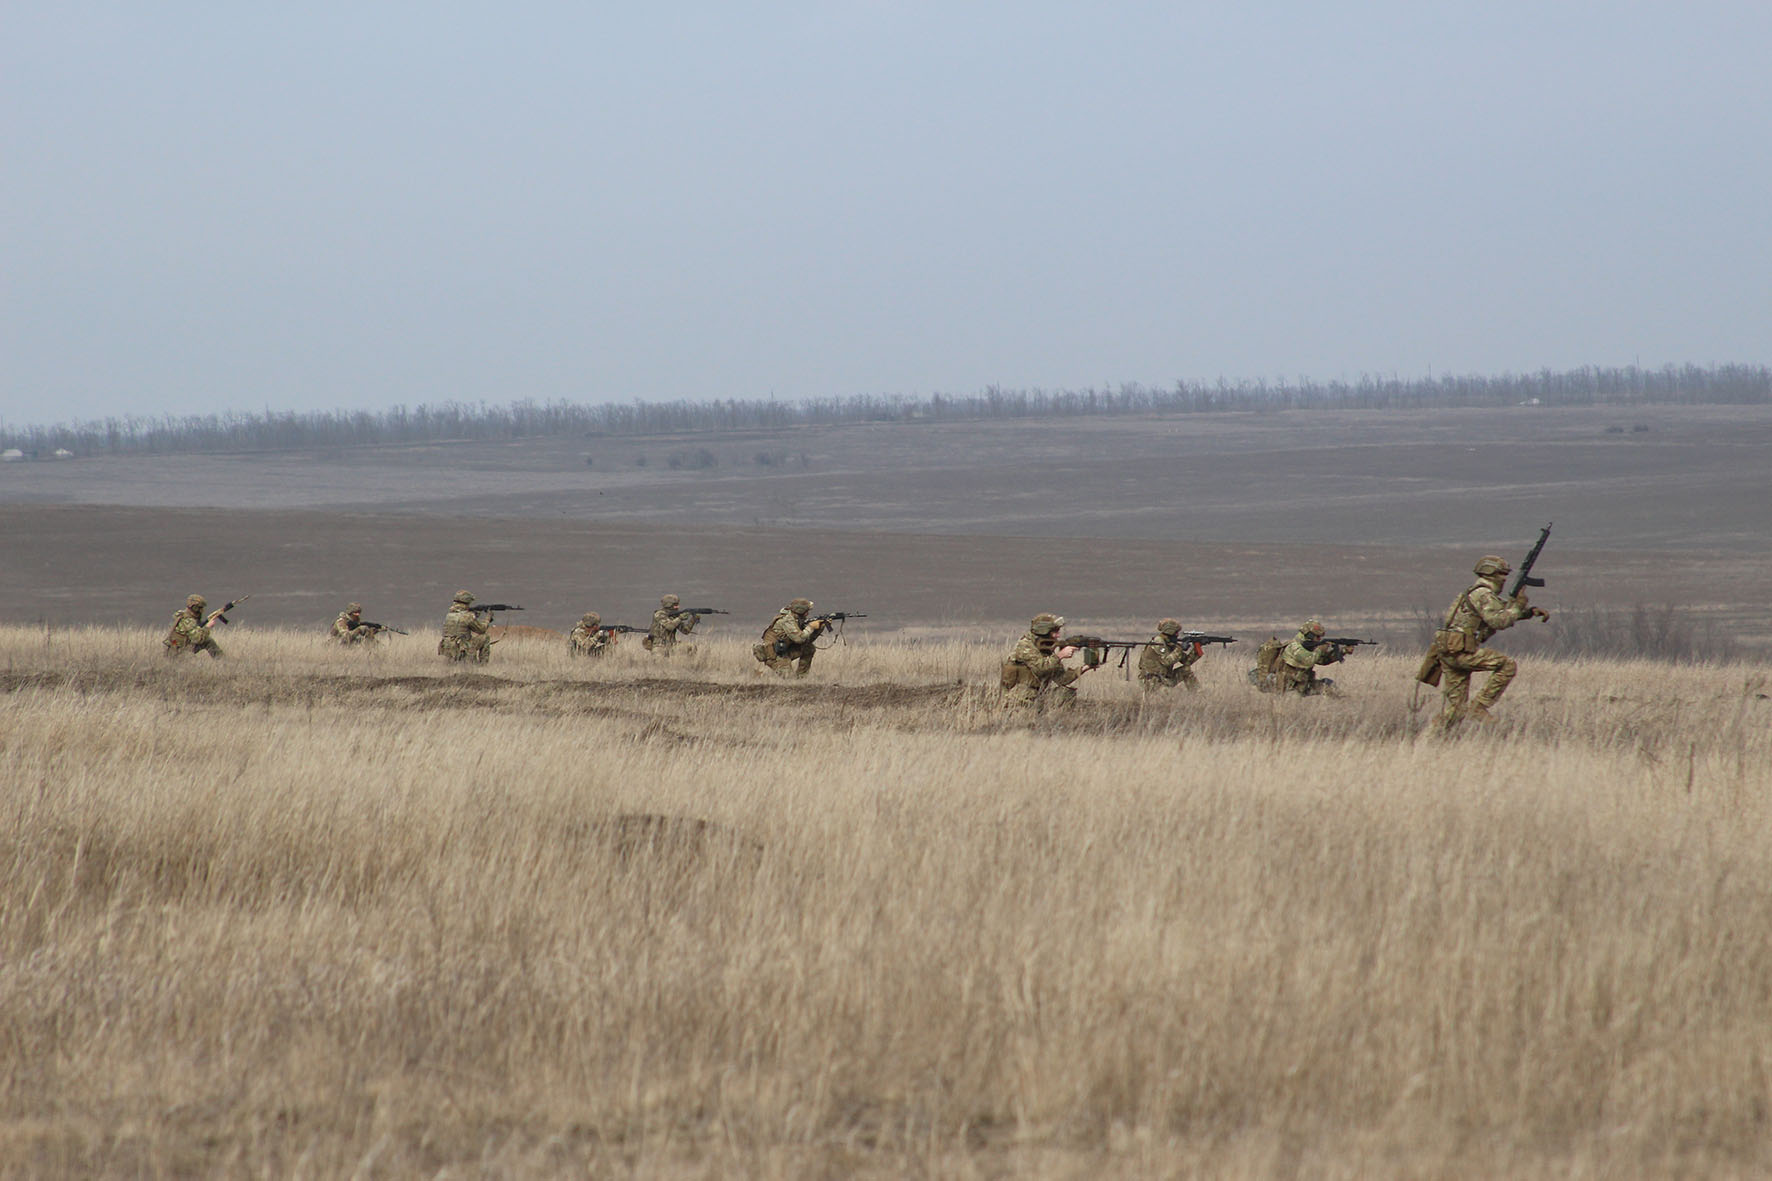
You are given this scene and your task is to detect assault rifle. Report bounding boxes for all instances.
[349,620,409,636]
[672,607,730,616]
[597,623,647,634]
[205,595,250,627]
[471,602,524,623]
[1180,632,1238,647]
[1510,522,1552,599]
[1302,636,1378,652]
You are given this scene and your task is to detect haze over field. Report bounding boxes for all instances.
[4,4,1769,424]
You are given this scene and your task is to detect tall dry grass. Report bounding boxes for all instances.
[3,625,1770,1177]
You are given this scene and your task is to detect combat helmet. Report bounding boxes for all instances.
[186,593,207,612]
[346,602,362,615]
[788,597,814,614]
[1473,555,1511,578]
[580,612,601,627]
[1157,618,1182,637]
[1301,618,1325,637]
[660,594,681,609]
[452,589,476,606]
[1029,613,1064,637]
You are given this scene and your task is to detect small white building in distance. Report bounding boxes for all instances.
[1,449,24,462]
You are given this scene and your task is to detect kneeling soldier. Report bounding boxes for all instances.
[569,612,612,657]
[1001,613,1093,708]
[1138,618,1203,691]
[1278,619,1343,695]
[438,590,492,663]
[164,594,224,659]
[647,594,698,653]
[331,603,375,645]
[754,598,825,677]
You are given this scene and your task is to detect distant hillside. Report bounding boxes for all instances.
[4,362,1766,458]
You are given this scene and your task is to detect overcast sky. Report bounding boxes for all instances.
[3,2,1768,425]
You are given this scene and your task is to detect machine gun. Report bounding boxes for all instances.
[1062,635,1147,674]
[810,611,867,646]
[1302,635,1378,652]
[1179,632,1238,648]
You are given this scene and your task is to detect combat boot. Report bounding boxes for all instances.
[1464,703,1498,724]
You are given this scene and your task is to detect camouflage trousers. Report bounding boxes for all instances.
[1140,668,1199,692]
[1279,666,1334,696]
[1437,647,1516,726]
[438,635,491,663]
[754,640,814,677]
[165,637,223,659]
[1002,682,1077,710]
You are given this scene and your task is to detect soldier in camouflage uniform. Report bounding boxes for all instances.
[753,598,826,677]
[1430,554,1548,728]
[1000,613,1093,708]
[1277,619,1344,695]
[163,593,223,658]
[331,603,375,646]
[438,589,492,663]
[1137,618,1203,691]
[569,612,612,658]
[647,594,699,654]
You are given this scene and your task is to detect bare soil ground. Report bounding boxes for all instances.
[5,404,1769,646]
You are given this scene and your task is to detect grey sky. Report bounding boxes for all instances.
[4,2,1768,424]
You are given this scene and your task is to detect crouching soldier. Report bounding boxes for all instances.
[1001,613,1093,708]
[569,612,612,657]
[164,593,224,659]
[1425,554,1548,729]
[646,594,698,654]
[754,598,824,677]
[1138,618,1203,691]
[1278,619,1344,695]
[331,603,374,645]
[438,590,492,663]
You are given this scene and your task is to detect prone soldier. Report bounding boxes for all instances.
[438,589,492,663]
[1000,613,1094,708]
[1423,554,1548,728]
[1137,618,1204,691]
[754,598,825,677]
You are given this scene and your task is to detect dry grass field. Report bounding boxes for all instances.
[5,626,1770,1176]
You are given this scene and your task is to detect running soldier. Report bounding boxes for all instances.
[569,612,612,657]
[1137,618,1204,691]
[754,598,825,677]
[647,594,699,654]
[163,594,223,659]
[438,590,492,663]
[1001,613,1094,708]
[1427,554,1548,728]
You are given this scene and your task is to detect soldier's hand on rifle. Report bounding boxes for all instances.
[1530,606,1550,621]
[1057,645,1079,659]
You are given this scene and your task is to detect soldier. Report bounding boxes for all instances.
[1277,619,1345,695]
[753,598,826,677]
[438,589,492,663]
[1430,554,1549,728]
[163,593,223,658]
[1137,618,1204,691]
[569,612,612,657]
[647,594,699,654]
[331,602,375,645]
[1001,613,1094,708]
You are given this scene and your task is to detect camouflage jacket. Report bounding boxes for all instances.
[441,606,488,639]
[569,623,611,655]
[332,613,374,644]
[1138,636,1201,680]
[650,608,698,647]
[164,608,212,652]
[1281,631,1342,671]
[1443,581,1529,646]
[763,610,818,650]
[1004,633,1081,689]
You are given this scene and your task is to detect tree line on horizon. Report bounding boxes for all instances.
[4,362,1766,458]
